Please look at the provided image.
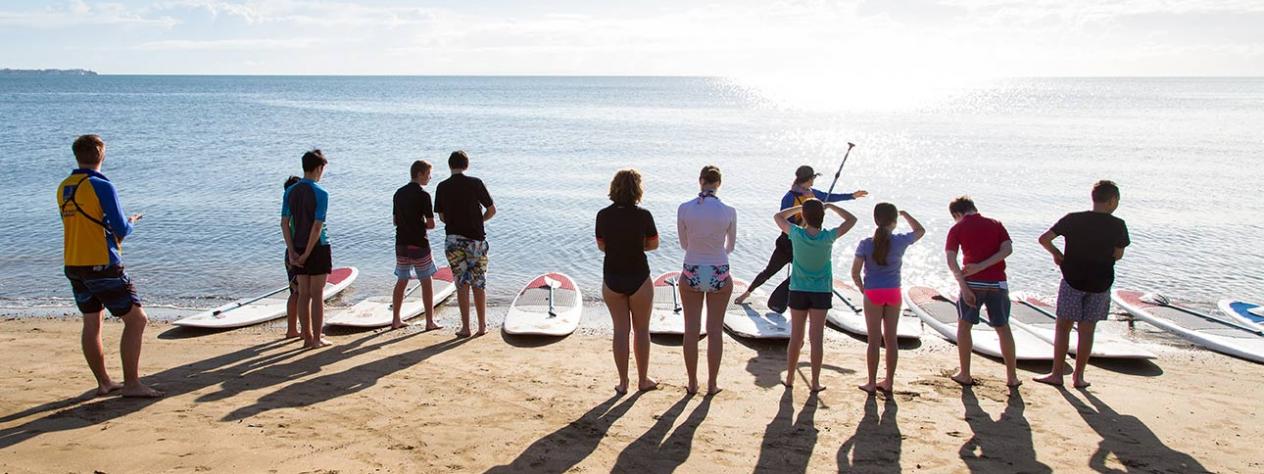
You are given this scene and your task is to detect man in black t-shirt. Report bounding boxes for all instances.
[391,160,440,331]
[434,150,496,337]
[1034,180,1130,389]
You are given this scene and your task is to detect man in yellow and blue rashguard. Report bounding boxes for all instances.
[56,134,162,398]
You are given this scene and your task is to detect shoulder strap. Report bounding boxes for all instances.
[61,175,113,233]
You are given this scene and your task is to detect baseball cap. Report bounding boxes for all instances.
[794,165,820,184]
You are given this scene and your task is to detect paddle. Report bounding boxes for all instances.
[666,277,682,313]
[386,282,423,311]
[832,289,863,314]
[543,276,561,318]
[1159,300,1264,336]
[824,142,857,197]
[212,285,289,316]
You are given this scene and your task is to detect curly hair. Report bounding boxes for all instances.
[608,168,644,206]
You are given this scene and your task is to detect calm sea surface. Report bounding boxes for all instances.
[1,76,1261,313]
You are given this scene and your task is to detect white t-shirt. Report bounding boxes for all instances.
[677,193,737,266]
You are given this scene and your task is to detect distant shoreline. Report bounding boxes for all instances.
[0,68,97,76]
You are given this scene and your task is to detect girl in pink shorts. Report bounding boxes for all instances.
[851,203,924,394]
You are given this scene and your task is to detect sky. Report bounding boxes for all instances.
[1,0,1262,77]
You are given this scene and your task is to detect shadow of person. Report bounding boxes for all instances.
[838,394,901,472]
[958,386,1052,473]
[754,388,820,473]
[611,393,714,472]
[0,337,304,450]
[1060,389,1207,472]
[485,392,642,473]
[221,335,470,421]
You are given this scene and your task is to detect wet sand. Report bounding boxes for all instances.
[0,306,1260,473]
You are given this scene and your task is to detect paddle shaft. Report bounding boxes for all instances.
[213,285,290,315]
[824,142,856,197]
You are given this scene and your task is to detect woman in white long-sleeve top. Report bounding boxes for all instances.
[676,165,737,396]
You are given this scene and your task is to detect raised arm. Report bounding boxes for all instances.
[900,210,926,241]
[774,206,801,234]
[825,203,859,236]
[812,188,868,202]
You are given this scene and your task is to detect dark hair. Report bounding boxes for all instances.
[283,175,301,190]
[608,168,644,206]
[1092,180,1120,203]
[872,203,898,266]
[72,134,104,165]
[449,150,470,169]
[948,196,977,216]
[801,199,825,228]
[411,160,432,180]
[700,165,722,185]
[301,149,327,172]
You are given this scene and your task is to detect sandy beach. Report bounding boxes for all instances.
[1,305,1260,473]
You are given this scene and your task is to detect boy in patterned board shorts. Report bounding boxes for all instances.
[391,160,440,330]
[1034,181,1130,389]
[434,150,496,337]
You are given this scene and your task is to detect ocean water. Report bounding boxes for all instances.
[1,76,1261,312]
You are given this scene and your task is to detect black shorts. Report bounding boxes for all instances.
[604,273,648,296]
[65,265,141,317]
[293,244,333,276]
[788,290,832,310]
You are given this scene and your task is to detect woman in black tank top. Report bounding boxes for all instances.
[595,169,659,394]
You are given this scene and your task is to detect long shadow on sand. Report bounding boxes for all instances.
[754,388,820,473]
[485,392,642,473]
[959,386,1052,473]
[611,393,713,472]
[0,330,416,450]
[1060,388,1206,472]
[837,394,901,472]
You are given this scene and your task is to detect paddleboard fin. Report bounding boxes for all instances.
[1140,293,1171,306]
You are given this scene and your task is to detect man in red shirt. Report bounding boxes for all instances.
[944,196,1019,387]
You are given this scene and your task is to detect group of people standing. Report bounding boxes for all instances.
[594,164,1129,396]
[56,133,1128,402]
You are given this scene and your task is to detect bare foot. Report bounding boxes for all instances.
[284,331,302,339]
[951,373,975,386]
[638,379,659,392]
[706,386,723,397]
[781,378,795,388]
[390,321,410,330]
[876,379,893,393]
[1073,379,1091,389]
[455,329,472,338]
[1007,379,1023,388]
[96,382,124,397]
[474,329,487,337]
[425,323,442,331]
[615,384,628,395]
[121,383,164,399]
[1033,374,1064,387]
[858,382,877,394]
[810,384,827,393]
[686,382,698,396]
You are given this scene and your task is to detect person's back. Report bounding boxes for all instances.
[788,224,840,293]
[284,179,330,249]
[677,191,736,266]
[856,232,918,289]
[435,173,493,241]
[946,213,1009,285]
[434,150,495,337]
[1054,211,1128,293]
[597,203,656,288]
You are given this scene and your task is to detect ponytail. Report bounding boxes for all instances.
[872,202,899,266]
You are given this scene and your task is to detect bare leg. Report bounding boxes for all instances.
[680,284,704,395]
[784,309,808,387]
[285,286,300,338]
[473,287,487,336]
[859,298,882,393]
[994,324,1021,387]
[808,309,827,392]
[1072,320,1096,388]
[953,320,975,385]
[704,281,732,395]
[307,273,330,347]
[877,304,901,392]
[421,277,439,330]
[81,311,120,396]
[119,306,162,398]
[391,279,410,329]
[603,284,631,394]
[296,275,314,345]
[629,278,657,392]
[455,284,472,337]
[1035,318,1074,386]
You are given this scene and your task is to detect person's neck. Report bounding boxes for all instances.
[303,173,319,181]
[1091,204,1112,214]
[700,186,718,194]
[79,163,101,172]
[963,211,979,218]
[451,169,466,176]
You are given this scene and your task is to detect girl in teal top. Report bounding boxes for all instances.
[773,199,858,391]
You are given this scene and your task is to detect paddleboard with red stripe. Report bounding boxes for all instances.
[175,267,360,329]
[505,272,582,336]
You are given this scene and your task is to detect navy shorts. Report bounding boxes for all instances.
[957,284,1010,327]
[788,290,832,310]
[65,265,141,317]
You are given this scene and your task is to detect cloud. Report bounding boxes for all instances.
[134,37,323,51]
[0,0,179,28]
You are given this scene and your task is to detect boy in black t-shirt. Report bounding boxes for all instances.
[1034,180,1130,389]
[434,150,496,337]
[391,160,440,330]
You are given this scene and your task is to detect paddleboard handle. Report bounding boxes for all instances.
[667,278,682,313]
[544,277,558,318]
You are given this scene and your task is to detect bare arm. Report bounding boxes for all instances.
[281,217,296,260]
[644,236,659,252]
[901,210,926,241]
[482,204,496,222]
[773,206,801,234]
[297,221,323,264]
[826,203,859,236]
[437,212,447,224]
[597,240,606,253]
[725,212,737,255]
[851,256,865,291]
[1114,247,1125,261]
[677,213,689,250]
[947,249,977,307]
[962,241,1012,277]
[1038,229,1063,266]
[425,216,436,230]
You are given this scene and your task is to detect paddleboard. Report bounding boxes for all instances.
[324,267,457,328]
[648,271,706,336]
[827,280,922,340]
[725,279,791,339]
[1011,297,1155,359]
[504,272,583,336]
[1219,299,1264,330]
[1114,290,1264,364]
[174,267,359,329]
[903,286,1054,360]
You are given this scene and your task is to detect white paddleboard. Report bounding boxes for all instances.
[1114,290,1264,364]
[174,267,359,329]
[827,280,922,340]
[649,271,705,336]
[324,267,457,328]
[1219,299,1264,330]
[724,279,791,339]
[903,286,1054,361]
[1011,297,1155,359]
[504,272,583,336]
